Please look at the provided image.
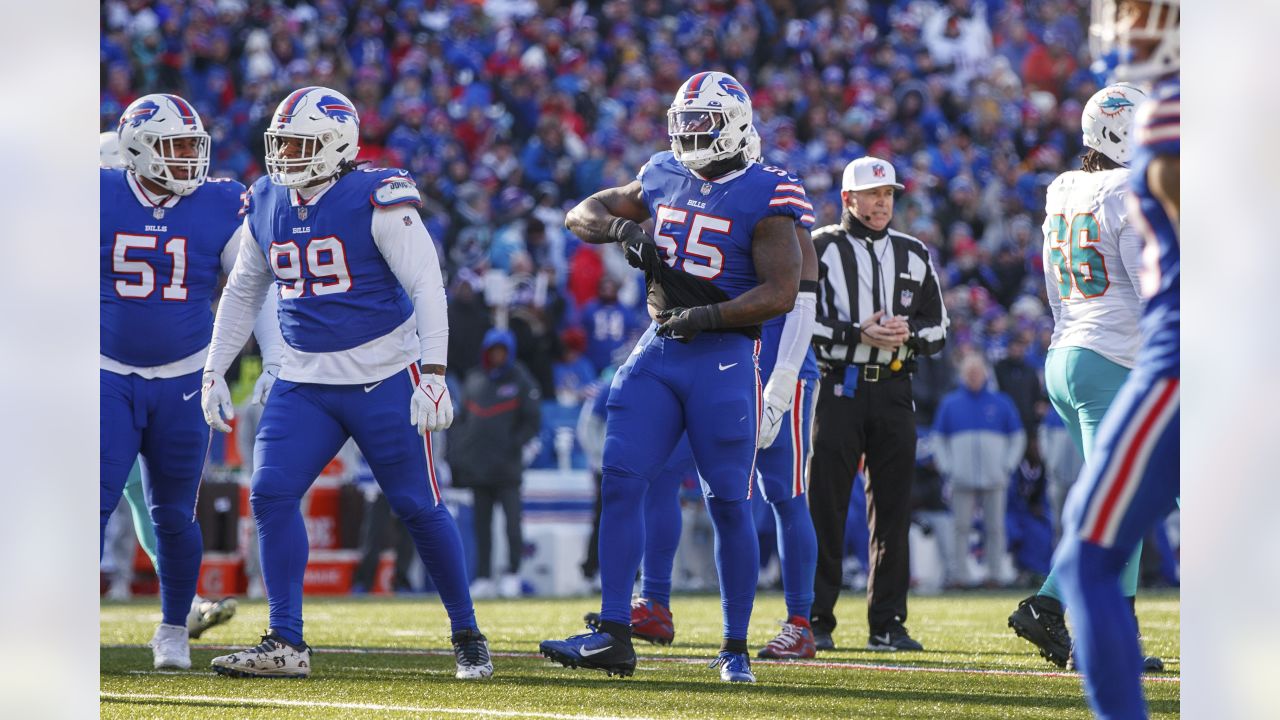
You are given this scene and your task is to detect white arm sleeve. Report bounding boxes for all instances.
[221,224,284,367]
[372,207,449,367]
[206,219,276,376]
[774,289,816,375]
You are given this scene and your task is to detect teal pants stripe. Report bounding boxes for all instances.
[123,459,160,569]
[1039,347,1143,601]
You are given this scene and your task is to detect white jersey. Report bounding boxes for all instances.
[1041,168,1145,368]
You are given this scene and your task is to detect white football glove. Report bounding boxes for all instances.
[251,364,280,406]
[201,372,235,433]
[411,371,454,434]
[757,367,798,449]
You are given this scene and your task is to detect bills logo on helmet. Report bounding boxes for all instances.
[717,77,748,102]
[1097,92,1136,117]
[316,95,357,124]
[119,100,160,130]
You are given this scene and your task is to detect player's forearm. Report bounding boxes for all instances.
[773,282,817,373]
[252,289,284,367]
[714,279,797,327]
[565,196,621,245]
[207,282,272,376]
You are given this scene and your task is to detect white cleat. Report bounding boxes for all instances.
[211,631,312,678]
[469,577,497,600]
[498,574,522,599]
[151,623,191,669]
[451,629,494,680]
[187,595,238,639]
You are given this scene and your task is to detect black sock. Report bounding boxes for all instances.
[721,638,748,655]
[600,620,632,641]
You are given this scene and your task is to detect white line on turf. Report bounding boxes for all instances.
[104,644,1180,683]
[100,692,658,720]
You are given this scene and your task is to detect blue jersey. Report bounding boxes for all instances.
[1129,76,1179,375]
[638,152,814,301]
[100,169,244,367]
[246,168,418,353]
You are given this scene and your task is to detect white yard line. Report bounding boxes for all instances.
[104,644,1180,684]
[100,692,659,720]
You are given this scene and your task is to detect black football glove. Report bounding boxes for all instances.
[608,217,663,277]
[656,304,723,343]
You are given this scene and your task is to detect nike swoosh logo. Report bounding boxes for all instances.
[579,644,612,657]
[363,382,383,393]
[874,634,892,645]
[182,390,199,401]
[1029,606,1041,620]
[718,362,738,371]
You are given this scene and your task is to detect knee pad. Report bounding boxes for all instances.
[149,503,196,536]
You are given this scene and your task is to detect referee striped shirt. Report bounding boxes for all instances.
[811,221,949,368]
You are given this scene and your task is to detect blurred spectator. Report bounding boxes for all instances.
[932,354,1025,588]
[447,330,541,599]
[580,276,644,374]
[994,333,1042,439]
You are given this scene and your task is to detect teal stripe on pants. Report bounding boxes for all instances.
[1040,347,1143,600]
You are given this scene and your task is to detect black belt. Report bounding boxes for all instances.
[822,363,911,383]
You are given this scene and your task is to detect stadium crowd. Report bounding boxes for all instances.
[101,0,1178,590]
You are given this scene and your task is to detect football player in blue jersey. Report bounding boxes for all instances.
[198,86,492,680]
[581,128,823,659]
[1055,2,1180,717]
[100,93,283,670]
[539,71,804,683]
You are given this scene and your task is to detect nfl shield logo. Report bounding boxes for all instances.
[701,182,713,196]
[152,207,165,219]
[873,164,886,178]
[297,206,308,220]
[900,289,913,307]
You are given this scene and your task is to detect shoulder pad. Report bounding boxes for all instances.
[811,224,844,239]
[371,175,422,208]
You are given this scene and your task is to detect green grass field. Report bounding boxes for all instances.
[101,590,1179,719]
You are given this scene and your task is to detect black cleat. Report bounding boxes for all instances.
[540,626,637,678]
[867,625,924,651]
[813,628,835,651]
[1008,594,1071,668]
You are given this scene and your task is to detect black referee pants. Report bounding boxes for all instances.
[807,366,917,636]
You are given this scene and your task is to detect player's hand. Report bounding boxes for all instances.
[656,304,722,343]
[251,364,280,406]
[201,372,235,433]
[411,372,454,434]
[609,217,663,276]
[758,367,799,449]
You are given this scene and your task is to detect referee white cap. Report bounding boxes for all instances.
[842,156,904,192]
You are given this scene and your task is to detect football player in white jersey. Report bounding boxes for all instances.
[1007,83,1161,672]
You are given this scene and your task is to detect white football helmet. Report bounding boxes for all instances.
[117,94,210,196]
[100,131,126,168]
[1081,83,1148,166]
[1090,0,1179,83]
[264,86,360,188]
[667,71,754,171]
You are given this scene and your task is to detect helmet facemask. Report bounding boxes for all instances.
[133,130,210,196]
[264,128,346,189]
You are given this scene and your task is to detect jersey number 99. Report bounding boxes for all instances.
[270,237,353,299]
[1047,213,1109,299]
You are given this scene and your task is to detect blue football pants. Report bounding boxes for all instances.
[100,369,206,627]
[251,367,475,645]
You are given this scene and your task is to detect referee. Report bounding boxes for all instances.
[807,157,948,652]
